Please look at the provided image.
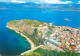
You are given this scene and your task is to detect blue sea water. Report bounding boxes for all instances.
[0,9,80,55]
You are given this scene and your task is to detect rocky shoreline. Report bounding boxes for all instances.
[6,25,35,49]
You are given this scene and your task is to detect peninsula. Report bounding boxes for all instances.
[6,19,48,48]
[6,19,80,56]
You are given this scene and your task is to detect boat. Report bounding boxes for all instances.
[64,18,71,21]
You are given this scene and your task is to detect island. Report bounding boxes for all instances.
[6,19,80,56]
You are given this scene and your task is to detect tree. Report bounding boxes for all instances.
[34,28,38,37]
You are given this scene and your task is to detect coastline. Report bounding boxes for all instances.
[20,33,35,48]
[6,25,35,49]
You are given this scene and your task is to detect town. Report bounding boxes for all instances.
[37,22,80,53]
[6,19,80,56]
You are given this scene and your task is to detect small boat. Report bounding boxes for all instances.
[64,18,71,21]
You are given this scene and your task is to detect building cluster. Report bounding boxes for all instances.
[49,26,80,52]
[33,22,80,52]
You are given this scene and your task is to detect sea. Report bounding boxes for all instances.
[0,9,80,55]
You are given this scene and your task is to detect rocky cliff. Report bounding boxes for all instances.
[6,19,47,35]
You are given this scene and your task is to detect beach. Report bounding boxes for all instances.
[20,33,35,48]
[6,25,35,49]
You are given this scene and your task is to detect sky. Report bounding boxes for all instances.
[0,0,80,4]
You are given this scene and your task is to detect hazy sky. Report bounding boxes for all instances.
[0,0,80,4]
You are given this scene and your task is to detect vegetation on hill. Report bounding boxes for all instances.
[23,31,40,46]
[63,29,72,33]
[8,19,45,27]
[21,52,41,56]
[7,19,47,46]
[21,48,80,56]
[23,31,45,46]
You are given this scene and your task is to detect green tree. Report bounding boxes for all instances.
[34,28,38,37]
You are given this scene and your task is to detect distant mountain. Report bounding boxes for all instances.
[0,2,80,11]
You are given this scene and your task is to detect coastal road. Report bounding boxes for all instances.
[21,45,43,55]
